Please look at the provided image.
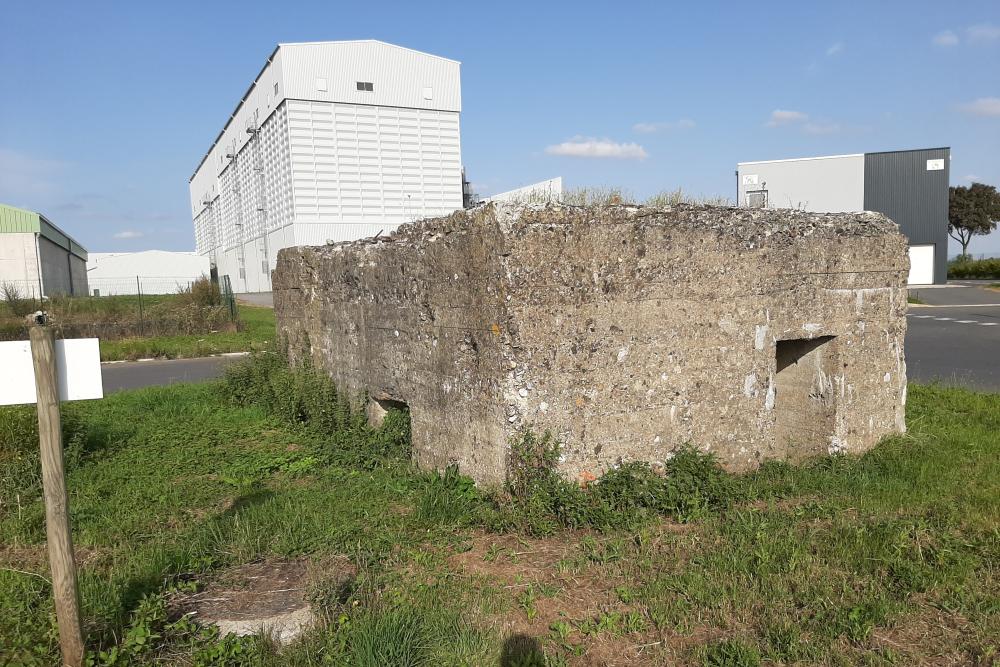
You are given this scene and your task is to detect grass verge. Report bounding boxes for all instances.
[0,356,996,665]
[98,305,274,361]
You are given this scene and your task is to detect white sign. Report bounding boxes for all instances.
[0,338,103,406]
[926,159,944,171]
[742,174,759,185]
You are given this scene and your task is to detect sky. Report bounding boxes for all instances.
[1,1,998,256]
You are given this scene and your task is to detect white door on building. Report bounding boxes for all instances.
[907,245,935,285]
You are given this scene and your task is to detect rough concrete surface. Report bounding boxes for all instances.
[274,204,909,485]
[171,558,354,645]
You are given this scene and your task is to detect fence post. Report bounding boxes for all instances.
[136,277,144,337]
[29,326,85,667]
[223,275,236,321]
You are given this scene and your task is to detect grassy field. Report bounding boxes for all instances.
[98,305,275,361]
[0,358,997,666]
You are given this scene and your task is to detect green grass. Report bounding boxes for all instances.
[98,305,275,361]
[0,367,997,665]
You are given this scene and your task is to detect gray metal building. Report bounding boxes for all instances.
[737,148,950,284]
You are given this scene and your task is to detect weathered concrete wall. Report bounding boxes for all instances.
[274,204,908,486]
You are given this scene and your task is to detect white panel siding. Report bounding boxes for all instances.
[287,99,462,237]
[188,41,459,221]
[737,155,865,213]
[193,206,218,255]
[189,41,462,292]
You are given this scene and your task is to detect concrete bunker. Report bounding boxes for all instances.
[274,203,909,485]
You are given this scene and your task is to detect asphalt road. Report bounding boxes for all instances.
[235,292,274,307]
[101,355,245,393]
[905,304,1000,391]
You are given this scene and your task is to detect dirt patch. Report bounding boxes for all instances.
[170,556,354,645]
[0,544,106,572]
[869,603,991,666]
[448,526,705,666]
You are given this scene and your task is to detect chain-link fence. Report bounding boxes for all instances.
[0,275,237,341]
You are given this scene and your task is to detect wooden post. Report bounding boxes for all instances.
[29,326,85,667]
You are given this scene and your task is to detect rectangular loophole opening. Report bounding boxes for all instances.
[773,336,837,458]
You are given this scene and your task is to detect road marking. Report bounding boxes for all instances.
[982,322,998,326]
[908,303,1000,308]
[956,320,977,323]
[934,318,954,321]
[911,315,934,318]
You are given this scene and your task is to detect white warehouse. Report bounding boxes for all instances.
[190,40,464,292]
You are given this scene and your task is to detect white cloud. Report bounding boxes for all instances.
[964,174,982,182]
[803,122,841,135]
[632,119,696,133]
[766,109,809,127]
[544,137,648,160]
[967,23,1000,43]
[959,97,1000,117]
[826,42,844,56]
[113,230,144,239]
[932,30,959,46]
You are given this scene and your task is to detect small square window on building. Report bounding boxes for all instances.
[315,78,328,92]
[356,81,374,92]
[422,87,433,100]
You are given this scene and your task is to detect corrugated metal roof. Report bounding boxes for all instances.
[0,203,41,233]
[0,203,88,260]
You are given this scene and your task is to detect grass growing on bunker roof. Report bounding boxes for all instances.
[0,352,997,665]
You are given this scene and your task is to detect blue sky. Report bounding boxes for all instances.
[1,1,998,255]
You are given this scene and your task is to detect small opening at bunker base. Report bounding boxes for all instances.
[366,395,410,428]
[773,335,837,458]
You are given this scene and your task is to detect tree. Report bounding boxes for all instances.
[948,182,1000,257]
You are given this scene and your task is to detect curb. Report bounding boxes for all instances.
[101,351,250,365]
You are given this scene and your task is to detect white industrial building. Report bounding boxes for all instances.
[86,251,211,295]
[485,177,563,204]
[190,40,464,292]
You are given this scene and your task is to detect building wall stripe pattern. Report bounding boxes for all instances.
[863,148,950,286]
[189,41,463,293]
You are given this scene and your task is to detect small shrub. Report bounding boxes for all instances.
[1,282,35,317]
[490,430,739,535]
[948,257,1000,280]
[223,352,410,468]
[176,275,222,308]
[506,430,561,500]
[417,464,481,526]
